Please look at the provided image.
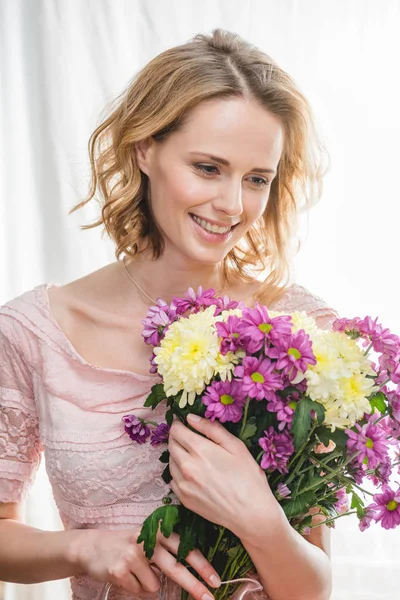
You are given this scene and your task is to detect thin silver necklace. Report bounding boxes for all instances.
[122,256,226,305]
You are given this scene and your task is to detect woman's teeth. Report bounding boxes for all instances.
[191,214,231,234]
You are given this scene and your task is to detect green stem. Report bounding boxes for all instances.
[284,455,306,488]
[363,342,374,356]
[207,527,225,562]
[299,451,360,494]
[316,489,341,504]
[378,377,391,390]
[239,397,251,439]
[313,459,374,497]
[273,425,318,487]
[256,449,264,462]
[308,510,357,529]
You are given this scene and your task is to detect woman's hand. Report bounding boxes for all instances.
[168,414,279,541]
[69,527,220,599]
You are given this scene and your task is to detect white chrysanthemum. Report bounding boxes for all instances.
[288,311,320,337]
[305,330,379,430]
[264,309,378,430]
[154,306,236,408]
[267,309,319,337]
[215,349,244,382]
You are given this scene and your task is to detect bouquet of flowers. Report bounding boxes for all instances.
[123,287,400,600]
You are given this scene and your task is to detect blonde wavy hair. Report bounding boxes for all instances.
[72,29,328,306]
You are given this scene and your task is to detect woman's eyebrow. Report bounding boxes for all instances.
[189,151,276,175]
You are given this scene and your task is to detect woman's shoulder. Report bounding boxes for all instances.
[269,282,337,313]
[0,284,59,353]
[269,282,340,330]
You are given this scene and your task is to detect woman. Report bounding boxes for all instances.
[0,30,337,600]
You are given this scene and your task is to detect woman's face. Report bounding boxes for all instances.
[135,96,284,266]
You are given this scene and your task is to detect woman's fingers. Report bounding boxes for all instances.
[156,532,221,593]
[134,558,161,593]
[112,571,143,596]
[152,543,215,600]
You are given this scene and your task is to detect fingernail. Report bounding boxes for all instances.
[187,413,201,423]
[209,574,221,588]
[202,594,214,600]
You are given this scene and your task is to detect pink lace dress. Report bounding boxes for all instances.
[0,283,339,600]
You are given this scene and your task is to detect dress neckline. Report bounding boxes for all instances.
[39,282,158,381]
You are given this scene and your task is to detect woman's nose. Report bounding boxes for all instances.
[213,181,244,218]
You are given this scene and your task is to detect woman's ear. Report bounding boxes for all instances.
[134,138,154,175]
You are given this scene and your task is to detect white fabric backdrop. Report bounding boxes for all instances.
[1,1,400,598]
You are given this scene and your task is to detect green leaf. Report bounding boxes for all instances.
[313,401,325,426]
[350,490,366,519]
[314,426,348,450]
[159,450,170,464]
[240,421,257,444]
[291,397,323,451]
[137,505,180,559]
[369,392,387,414]
[162,464,172,484]
[176,510,202,562]
[306,474,325,490]
[282,490,317,519]
[227,545,241,559]
[165,409,174,426]
[144,384,167,410]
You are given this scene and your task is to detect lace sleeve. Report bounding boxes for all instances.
[0,315,42,503]
[271,283,340,331]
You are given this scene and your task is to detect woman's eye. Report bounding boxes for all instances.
[195,164,219,175]
[194,164,270,188]
[248,176,270,188]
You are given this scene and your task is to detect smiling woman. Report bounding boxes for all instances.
[0,28,336,600]
[70,28,327,308]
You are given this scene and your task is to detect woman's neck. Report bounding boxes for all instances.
[123,253,227,305]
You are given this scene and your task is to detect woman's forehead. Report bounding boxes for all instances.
[169,97,284,167]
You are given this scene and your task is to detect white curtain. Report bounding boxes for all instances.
[1,1,399,598]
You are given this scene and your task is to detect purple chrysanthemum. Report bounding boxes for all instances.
[202,380,247,423]
[275,482,291,500]
[359,507,377,532]
[212,295,243,316]
[172,286,221,315]
[216,315,243,355]
[348,461,368,485]
[333,316,400,359]
[378,352,400,384]
[150,423,170,446]
[234,356,285,401]
[346,418,389,469]
[258,426,294,474]
[142,299,178,346]
[122,414,151,444]
[238,303,293,354]
[267,330,316,382]
[359,317,400,357]
[149,350,158,374]
[381,414,400,444]
[368,454,393,487]
[368,485,400,530]
[266,396,296,431]
[334,487,349,515]
[388,389,400,422]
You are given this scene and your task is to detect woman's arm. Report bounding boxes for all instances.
[0,512,84,583]
[169,416,332,600]
[0,504,221,599]
[240,504,332,600]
